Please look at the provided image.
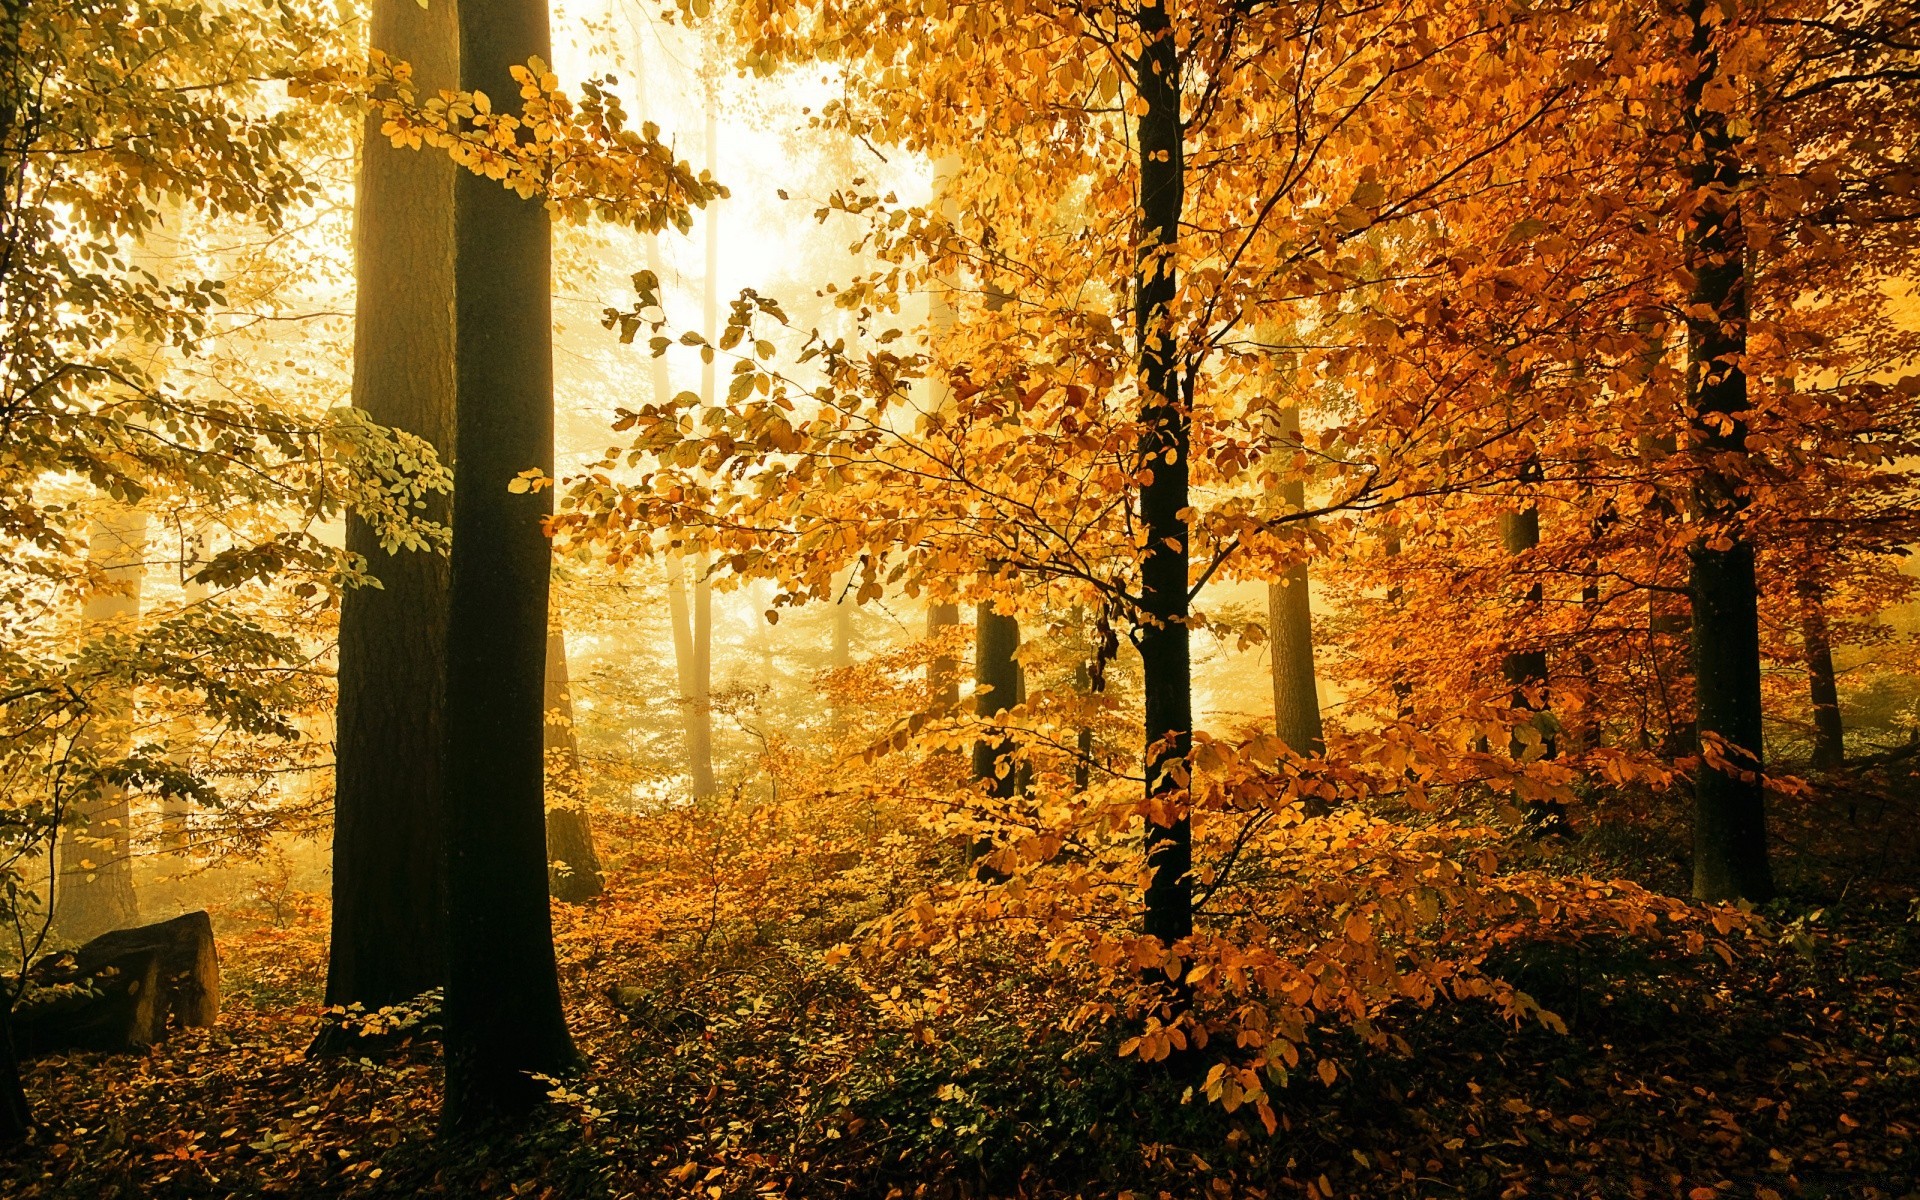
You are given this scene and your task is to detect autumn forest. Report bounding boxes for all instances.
[1,0,1918,1194]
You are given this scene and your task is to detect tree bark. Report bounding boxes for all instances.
[970,597,1021,876]
[971,600,1021,797]
[666,554,717,797]
[1499,493,1554,759]
[1266,408,1323,756]
[1134,0,1191,950]
[1799,577,1844,770]
[928,602,960,713]
[441,0,576,1130]
[544,628,603,902]
[324,0,457,1020]
[59,507,145,942]
[1684,0,1773,904]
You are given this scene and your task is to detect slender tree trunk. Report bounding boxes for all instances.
[1799,577,1844,769]
[832,576,853,670]
[830,573,854,732]
[928,602,960,713]
[1266,407,1322,755]
[160,530,209,853]
[666,554,718,797]
[324,0,456,1020]
[970,596,1021,875]
[1134,0,1190,950]
[441,0,576,1129]
[544,628,603,902]
[1384,525,1413,719]
[1499,489,1553,759]
[972,599,1022,797]
[59,508,145,942]
[1684,0,1772,903]
[660,93,721,787]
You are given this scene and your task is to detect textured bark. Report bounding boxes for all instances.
[1684,0,1772,903]
[1135,0,1191,950]
[59,508,145,942]
[325,0,456,1018]
[545,628,603,903]
[1266,409,1322,756]
[15,911,218,1056]
[1799,579,1844,770]
[441,0,576,1129]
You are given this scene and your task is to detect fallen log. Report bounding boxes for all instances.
[13,910,219,1057]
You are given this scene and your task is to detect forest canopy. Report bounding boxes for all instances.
[0,0,1917,1195]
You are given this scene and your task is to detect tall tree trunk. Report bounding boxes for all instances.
[1134,0,1191,951]
[1384,525,1413,719]
[669,90,720,787]
[160,529,208,854]
[441,0,576,1129]
[1799,576,1844,769]
[324,0,456,1019]
[970,597,1021,875]
[1684,0,1772,903]
[666,554,717,798]
[972,599,1021,797]
[544,627,603,902]
[644,180,715,795]
[59,507,145,942]
[1499,485,1553,759]
[1266,407,1323,756]
[832,576,853,670]
[922,161,963,719]
[928,602,961,713]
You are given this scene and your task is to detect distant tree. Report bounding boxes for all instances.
[545,627,604,902]
[57,509,146,941]
[1798,576,1845,770]
[1265,407,1323,757]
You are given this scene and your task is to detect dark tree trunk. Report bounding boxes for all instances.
[1267,409,1322,756]
[545,628,603,903]
[0,996,32,1144]
[1684,0,1772,904]
[971,599,1022,797]
[1499,496,1553,759]
[441,0,576,1130]
[1134,0,1190,951]
[1800,578,1844,770]
[324,0,456,1022]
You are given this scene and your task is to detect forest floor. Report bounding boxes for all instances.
[4,773,1919,1200]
